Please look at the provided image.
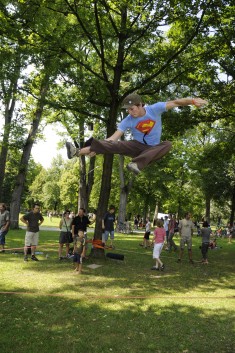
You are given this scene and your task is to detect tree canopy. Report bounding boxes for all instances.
[0,0,234,228]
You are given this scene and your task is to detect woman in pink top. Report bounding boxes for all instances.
[151,219,166,271]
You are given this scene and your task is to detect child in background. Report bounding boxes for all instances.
[200,221,211,264]
[73,230,86,274]
[151,219,166,271]
[209,238,217,249]
[140,218,151,248]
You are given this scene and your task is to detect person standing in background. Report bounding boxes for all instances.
[102,205,116,248]
[0,203,10,253]
[200,221,211,264]
[163,215,169,250]
[168,214,178,252]
[177,212,194,264]
[20,204,44,262]
[140,218,151,248]
[151,219,166,271]
[58,210,73,260]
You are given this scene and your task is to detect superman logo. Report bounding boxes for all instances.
[135,119,155,134]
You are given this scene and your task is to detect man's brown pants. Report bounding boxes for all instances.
[90,138,172,170]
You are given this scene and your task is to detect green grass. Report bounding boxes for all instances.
[0,228,234,353]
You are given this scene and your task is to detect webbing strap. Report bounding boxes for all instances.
[143,132,148,145]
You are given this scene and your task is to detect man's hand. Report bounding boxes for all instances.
[88,152,96,157]
[193,98,208,108]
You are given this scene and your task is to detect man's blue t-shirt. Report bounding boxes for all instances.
[118,102,167,146]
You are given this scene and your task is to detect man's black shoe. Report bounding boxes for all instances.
[31,255,39,261]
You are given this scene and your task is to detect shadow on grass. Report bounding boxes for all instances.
[0,292,234,353]
[1,232,235,298]
[0,253,234,299]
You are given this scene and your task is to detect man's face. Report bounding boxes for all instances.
[78,230,84,238]
[0,205,5,213]
[127,105,145,118]
[78,209,84,216]
[109,208,115,214]
[186,213,191,220]
[33,205,40,213]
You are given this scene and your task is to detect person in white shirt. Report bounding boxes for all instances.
[163,216,169,249]
[177,212,194,264]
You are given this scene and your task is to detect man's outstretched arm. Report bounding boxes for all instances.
[166,98,208,110]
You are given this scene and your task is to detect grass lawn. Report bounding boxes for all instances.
[0,228,234,353]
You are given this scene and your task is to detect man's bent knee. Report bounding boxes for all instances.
[164,140,172,151]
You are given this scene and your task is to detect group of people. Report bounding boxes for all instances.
[2,93,208,263]
[20,205,95,274]
[19,204,117,274]
[141,212,216,270]
[0,200,233,275]
[63,93,209,271]
[70,206,119,271]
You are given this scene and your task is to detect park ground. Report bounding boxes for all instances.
[0,221,234,353]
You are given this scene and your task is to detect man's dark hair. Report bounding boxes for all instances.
[109,205,115,210]
[79,208,86,213]
[33,203,40,208]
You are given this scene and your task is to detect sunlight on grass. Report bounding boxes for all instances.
[1,228,234,353]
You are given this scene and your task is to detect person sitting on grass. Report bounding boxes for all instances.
[73,230,86,274]
[151,219,166,271]
[209,238,218,249]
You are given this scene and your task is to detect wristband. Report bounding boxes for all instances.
[192,98,196,105]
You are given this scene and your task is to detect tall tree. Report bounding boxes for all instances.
[10,66,51,228]
[30,0,211,239]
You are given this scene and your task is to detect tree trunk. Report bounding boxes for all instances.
[87,156,96,203]
[205,196,210,223]
[77,119,96,211]
[153,204,159,225]
[118,155,133,224]
[79,154,88,210]
[143,183,151,221]
[10,74,50,229]
[92,101,119,244]
[229,185,235,226]
[93,153,114,240]
[0,61,20,200]
[78,154,96,211]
